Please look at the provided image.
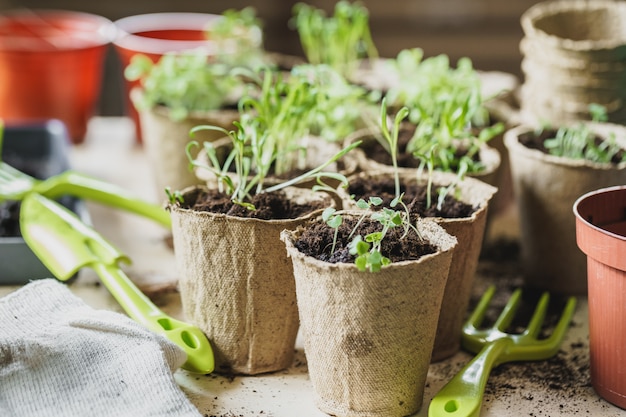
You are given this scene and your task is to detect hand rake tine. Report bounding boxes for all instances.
[540,296,577,354]
[522,292,550,338]
[493,288,523,332]
[465,285,497,330]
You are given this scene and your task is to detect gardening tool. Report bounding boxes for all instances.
[0,162,171,227]
[428,285,577,417]
[19,192,214,374]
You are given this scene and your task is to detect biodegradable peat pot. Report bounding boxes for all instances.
[0,9,115,144]
[520,0,626,125]
[574,185,626,410]
[505,123,626,295]
[281,217,457,417]
[339,170,497,361]
[169,185,332,375]
[133,88,239,199]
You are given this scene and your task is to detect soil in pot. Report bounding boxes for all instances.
[178,186,326,219]
[347,175,476,219]
[295,215,438,264]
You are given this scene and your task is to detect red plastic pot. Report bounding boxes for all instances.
[574,185,626,410]
[0,9,114,144]
[112,13,222,143]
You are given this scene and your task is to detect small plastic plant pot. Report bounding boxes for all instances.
[0,9,115,144]
[112,12,222,143]
[574,185,626,410]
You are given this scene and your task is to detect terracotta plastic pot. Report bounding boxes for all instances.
[112,12,222,142]
[574,185,626,410]
[0,9,114,144]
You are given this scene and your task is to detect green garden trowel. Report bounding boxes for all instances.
[19,192,214,374]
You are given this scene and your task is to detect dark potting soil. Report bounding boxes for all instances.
[178,187,325,220]
[348,175,475,219]
[294,215,438,264]
[292,175,474,264]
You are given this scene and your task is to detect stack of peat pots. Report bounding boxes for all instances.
[520,0,626,125]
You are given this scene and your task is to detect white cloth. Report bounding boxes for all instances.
[0,279,202,417]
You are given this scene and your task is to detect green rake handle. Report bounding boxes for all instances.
[428,338,511,417]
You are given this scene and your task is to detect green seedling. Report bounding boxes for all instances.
[322,207,343,254]
[379,97,410,198]
[385,48,504,175]
[291,1,378,77]
[186,115,361,210]
[165,187,184,205]
[542,103,626,164]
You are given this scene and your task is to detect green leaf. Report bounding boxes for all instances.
[365,231,383,243]
[322,206,336,222]
[356,199,370,209]
[327,214,343,229]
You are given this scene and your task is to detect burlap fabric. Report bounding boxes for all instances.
[170,186,331,375]
[133,88,239,198]
[505,123,626,295]
[281,218,457,417]
[338,170,497,361]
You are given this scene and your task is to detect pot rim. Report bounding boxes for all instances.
[574,185,626,271]
[574,184,626,241]
[521,0,626,52]
[0,8,115,51]
[113,12,221,55]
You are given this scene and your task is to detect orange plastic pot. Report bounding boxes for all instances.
[574,185,626,410]
[0,9,114,144]
[112,13,222,143]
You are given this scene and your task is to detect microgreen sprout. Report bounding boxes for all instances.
[379,97,410,198]
[165,187,184,205]
[186,114,361,210]
[384,48,504,175]
[347,201,418,272]
[542,104,626,164]
[291,1,378,78]
[322,207,343,254]
[125,52,246,121]
[208,7,266,68]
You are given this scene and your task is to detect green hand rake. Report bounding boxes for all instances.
[429,285,577,417]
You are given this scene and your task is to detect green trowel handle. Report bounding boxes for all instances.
[36,171,171,228]
[91,262,214,375]
[428,338,511,417]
